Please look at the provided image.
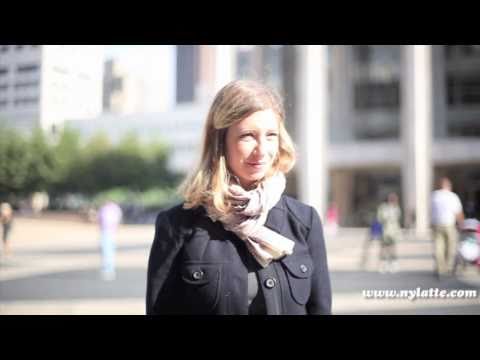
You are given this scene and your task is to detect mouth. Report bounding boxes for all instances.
[246,162,267,169]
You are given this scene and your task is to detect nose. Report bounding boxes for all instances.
[253,138,267,158]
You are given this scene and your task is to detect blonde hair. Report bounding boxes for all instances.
[179,80,296,214]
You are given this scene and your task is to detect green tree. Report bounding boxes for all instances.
[0,127,31,197]
[113,132,150,190]
[50,126,83,194]
[74,132,112,194]
[146,140,181,188]
[24,128,58,193]
[0,124,181,200]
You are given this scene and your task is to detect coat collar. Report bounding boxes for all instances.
[264,195,287,235]
[195,194,287,234]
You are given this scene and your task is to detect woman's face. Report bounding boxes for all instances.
[225,109,280,189]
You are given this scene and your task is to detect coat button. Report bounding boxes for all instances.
[192,270,204,280]
[300,264,308,273]
[264,278,276,289]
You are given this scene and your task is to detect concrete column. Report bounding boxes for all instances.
[401,45,433,237]
[330,45,355,143]
[331,170,354,226]
[432,45,447,138]
[213,45,236,95]
[296,45,329,218]
[281,46,298,140]
[253,46,265,80]
[196,45,216,102]
[281,46,299,199]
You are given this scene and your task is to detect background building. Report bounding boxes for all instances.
[0,45,104,133]
[103,46,176,114]
[3,45,480,236]
[172,45,480,236]
[66,102,207,174]
[326,46,480,233]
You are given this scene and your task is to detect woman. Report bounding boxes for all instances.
[1,202,13,257]
[146,80,331,315]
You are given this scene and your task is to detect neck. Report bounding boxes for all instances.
[230,173,259,191]
[240,180,258,191]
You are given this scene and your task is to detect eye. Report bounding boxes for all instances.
[267,132,278,138]
[240,133,254,139]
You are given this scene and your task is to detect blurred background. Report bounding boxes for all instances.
[0,45,479,314]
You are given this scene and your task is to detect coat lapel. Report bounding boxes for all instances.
[264,195,287,235]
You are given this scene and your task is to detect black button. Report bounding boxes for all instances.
[192,270,204,280]
[300,264,308,273]
[264,278,276,289]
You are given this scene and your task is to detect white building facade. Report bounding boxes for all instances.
[0,45,104,132]
[172,45,480,237]
[66,103,208,175]
[103,46,176,115]
[6,45,479,237]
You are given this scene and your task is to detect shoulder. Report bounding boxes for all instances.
[451,191,461,200]
[280,195,318,230]
[452,192,463,205]
[155,202,197,233]
[442,191,461,203]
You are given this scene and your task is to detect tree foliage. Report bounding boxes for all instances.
[0,126,180,201]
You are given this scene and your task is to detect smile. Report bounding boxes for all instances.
[247,162,267,168]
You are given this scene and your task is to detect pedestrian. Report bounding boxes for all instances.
[146,80,332,315]
[325,201,339,236]
[454,218,480,275]
[360,214,383,270]
[97,200,123,281]
[0,202,14,257]
[465,200,476,218]
[31,192,49,216]
[377,193,402,273]
[431,177,464,278]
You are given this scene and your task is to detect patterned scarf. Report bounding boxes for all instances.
[206,172,295,268]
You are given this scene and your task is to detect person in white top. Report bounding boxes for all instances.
[431,177,464,278]
[97,200,123,281]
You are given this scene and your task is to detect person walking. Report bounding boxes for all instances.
[377,193,402,273]
[97,200,123,281]
[431,177,464,278]
[0,202,14,257]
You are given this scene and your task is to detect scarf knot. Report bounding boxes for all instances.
[206,172,295,267]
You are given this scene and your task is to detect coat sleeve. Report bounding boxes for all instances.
[146,210,186,315]
[306,207,332,315]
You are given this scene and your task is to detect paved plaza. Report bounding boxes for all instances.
[1,214,479,315]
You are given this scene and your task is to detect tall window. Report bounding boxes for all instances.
[236,45,257,80]
[352,45,401,140]
[17,64,39,73]
[235,45,283,92]
[176,45,197,104]
[352,169,402,226]
[262,45,283,92]
[445,45,480,137]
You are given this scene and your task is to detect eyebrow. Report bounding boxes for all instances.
[238,128,279,133]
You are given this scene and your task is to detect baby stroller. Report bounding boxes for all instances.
[453,218,480,276]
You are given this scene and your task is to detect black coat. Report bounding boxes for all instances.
[146,195,332,315]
